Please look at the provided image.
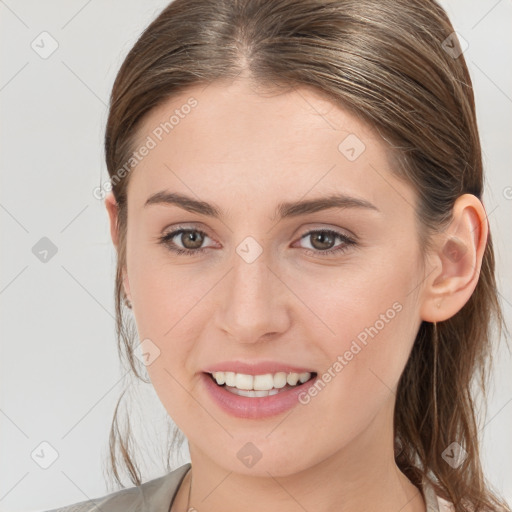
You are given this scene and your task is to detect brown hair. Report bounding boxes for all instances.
[103,1,510,510]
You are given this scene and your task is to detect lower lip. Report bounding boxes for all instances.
[200,372,318,419]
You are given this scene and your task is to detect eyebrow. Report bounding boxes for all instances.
[144,191,379,220]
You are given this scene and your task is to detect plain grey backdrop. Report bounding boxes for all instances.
[0,1,511,511]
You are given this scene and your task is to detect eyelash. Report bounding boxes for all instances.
[158,226,356,257]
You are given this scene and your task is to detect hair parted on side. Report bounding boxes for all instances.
[102,1,510,510]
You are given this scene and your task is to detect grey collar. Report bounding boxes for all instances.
[421,476,441,512]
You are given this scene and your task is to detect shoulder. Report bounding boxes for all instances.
[43,463,191,512]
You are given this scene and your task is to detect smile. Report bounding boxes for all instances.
[202,370,318,419]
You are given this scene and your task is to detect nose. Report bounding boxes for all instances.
[214,249,291,344]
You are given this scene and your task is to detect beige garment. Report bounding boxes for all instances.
[45,462,454,512]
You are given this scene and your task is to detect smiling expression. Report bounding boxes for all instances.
[113,78,428,476]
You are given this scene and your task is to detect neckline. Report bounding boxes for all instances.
[167,463,192,512]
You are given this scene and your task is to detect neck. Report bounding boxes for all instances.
[173,404,426,512]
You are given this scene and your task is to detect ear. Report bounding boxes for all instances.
[420,194,488,323]
[105,192,131,302]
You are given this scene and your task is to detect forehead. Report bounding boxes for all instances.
[126,79,413,215]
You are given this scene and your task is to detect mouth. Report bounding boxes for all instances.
[206,370,318,397]
[200,361,320,419]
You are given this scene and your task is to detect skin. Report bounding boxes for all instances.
[106,78,487,512]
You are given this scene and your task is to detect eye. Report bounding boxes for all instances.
[295,229,356,256]
[158,227,214,256]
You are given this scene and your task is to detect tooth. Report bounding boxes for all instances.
[253,373,274,390]
[298,372,311,383]
[212,370,313,391]
[213,372,225,385]
[225,372,236,387]
[235,373,254,390]
[286,372,299,386]
[273,372,287,389]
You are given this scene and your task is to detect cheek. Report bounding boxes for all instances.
[128,240,209,336]
[291,252,421,394]
[125,246,199,386]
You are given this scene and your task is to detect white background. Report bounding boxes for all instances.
[0,1,511,511]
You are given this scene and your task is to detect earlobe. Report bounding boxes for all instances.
[420,194,488,323]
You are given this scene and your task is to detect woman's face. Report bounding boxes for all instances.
[111,79,428,476]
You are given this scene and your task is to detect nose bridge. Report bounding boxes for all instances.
[216,245,289,343]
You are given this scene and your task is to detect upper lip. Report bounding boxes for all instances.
[202,360,316,375]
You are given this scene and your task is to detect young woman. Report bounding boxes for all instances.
[48,0,510,511]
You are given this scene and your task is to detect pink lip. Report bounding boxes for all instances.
[202,360,315,375]
[200,371,319,419]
